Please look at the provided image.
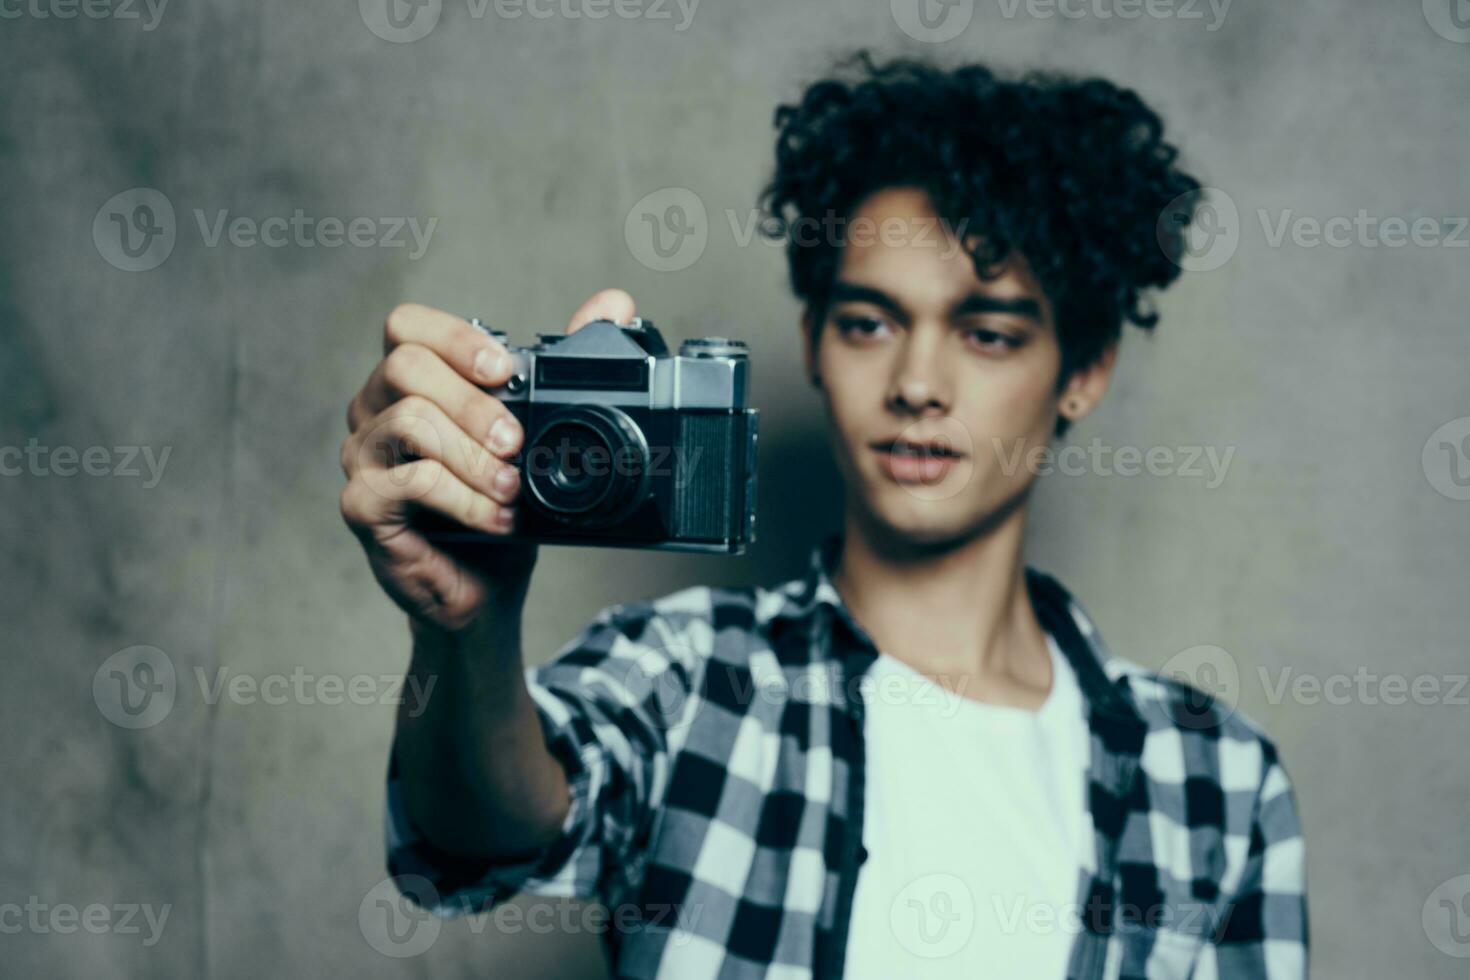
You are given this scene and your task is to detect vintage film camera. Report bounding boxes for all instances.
[441,316,758,554]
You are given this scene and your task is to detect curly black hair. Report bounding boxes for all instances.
[758,51,1203,437]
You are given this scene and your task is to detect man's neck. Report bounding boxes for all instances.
[830,503,1054,710]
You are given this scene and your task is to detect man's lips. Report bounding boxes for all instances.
[869,439,967,458]
[871,442,966,483]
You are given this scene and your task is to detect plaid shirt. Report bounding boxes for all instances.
[386,534,1308,979]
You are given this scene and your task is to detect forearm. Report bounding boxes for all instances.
[391,599,571,861]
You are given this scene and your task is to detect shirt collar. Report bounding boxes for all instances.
[772,532,1148,735]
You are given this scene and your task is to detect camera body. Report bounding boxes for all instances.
[464,316,758,554]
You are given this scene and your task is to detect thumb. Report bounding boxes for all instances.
[565,288,637,334]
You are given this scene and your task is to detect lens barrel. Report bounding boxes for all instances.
[523,405,650,527]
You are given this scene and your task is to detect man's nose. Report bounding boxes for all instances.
[886,332,951,414]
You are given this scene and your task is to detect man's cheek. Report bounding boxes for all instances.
[963,416,1047,484]
[983,385,1055,443]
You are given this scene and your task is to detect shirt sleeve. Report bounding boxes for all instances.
[383,599,707,917]
[1199,749,1309,979]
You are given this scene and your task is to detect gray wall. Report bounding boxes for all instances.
[2,0,1467,976]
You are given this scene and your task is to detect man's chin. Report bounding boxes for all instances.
[845,507,976,562]
[855,494,967,545]
[854,480,1032,549]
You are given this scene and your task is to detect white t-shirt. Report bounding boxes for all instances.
[843,632,1091,979]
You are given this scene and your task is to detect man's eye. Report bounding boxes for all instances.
[968,329,1022,351]
[836,316,889,337]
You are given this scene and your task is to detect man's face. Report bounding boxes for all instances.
[801,186,1074,547]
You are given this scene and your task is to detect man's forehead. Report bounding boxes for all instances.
[831,189,1049,312]
[834,249,1042,308]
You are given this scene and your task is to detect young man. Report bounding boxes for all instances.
[341,53,1306,979]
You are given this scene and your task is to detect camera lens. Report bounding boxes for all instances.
[545,425,601,494]
[524,406,650,527]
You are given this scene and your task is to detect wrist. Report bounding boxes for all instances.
[409,593,525,661]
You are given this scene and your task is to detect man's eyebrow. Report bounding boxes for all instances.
[828,281,1044,324]
[951,292,1044,322]
[828,282,907,319]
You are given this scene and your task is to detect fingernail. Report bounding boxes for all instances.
[495,507,516,531]
[474,346,509,383]
[489,417,518,454]
[493,466,519,498]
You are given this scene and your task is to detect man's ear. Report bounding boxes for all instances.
[1058,341,1118,422]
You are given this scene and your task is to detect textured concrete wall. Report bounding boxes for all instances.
[2,1,1467,977]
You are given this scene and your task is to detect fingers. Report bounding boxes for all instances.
[382,302,516,386]
[347,304,519,435]
[347,342,525,460]
[350,295,635,438]
[340,456,517,541]
[341,395,522,507]
[565,288,636,334]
